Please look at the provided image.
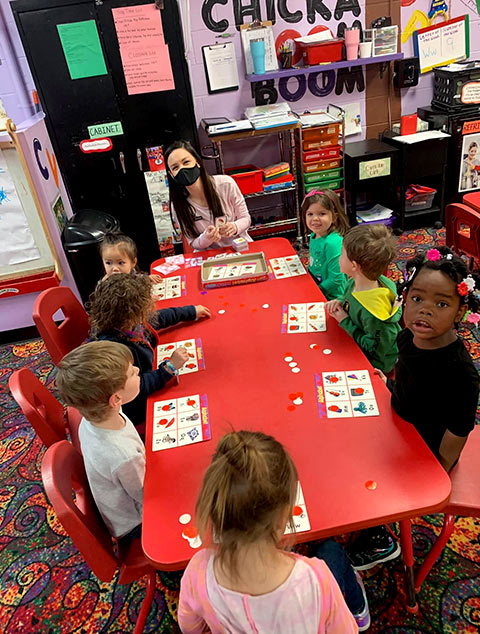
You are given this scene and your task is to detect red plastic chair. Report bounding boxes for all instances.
[414,426,480,591]
[33,287,90,365]
[42,440,156,634]
[9,367,81,451]
[445,202,480,267]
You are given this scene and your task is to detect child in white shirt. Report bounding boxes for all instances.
[56,340,144,539]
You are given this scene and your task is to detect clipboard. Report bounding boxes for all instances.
[240,20,278,75]
[202,42,239,94]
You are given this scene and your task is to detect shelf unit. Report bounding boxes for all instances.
[297,105,346,232]
[382,130,449,230]
[245,53,404,82]
[205,123,302,240]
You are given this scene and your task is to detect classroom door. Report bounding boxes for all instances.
[12,0,198,270]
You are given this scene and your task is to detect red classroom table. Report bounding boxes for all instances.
[463,191,480,212]
[143,237,450,611]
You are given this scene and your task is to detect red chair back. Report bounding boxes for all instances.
[42,440,119,581]
[9,368,77,448]
[446,424,480,517]
[445,203,480,264]
[33,287,90,365]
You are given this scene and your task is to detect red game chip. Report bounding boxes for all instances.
[287,405,296,412]
[293,505,303,516]
[183,525,198,538]
[353,387,365,395]
[186,399,196,407]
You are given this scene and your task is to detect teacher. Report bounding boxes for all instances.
[165,140,252,251]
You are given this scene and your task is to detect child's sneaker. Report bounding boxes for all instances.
[353,572,370,632]
[348,525,401,571]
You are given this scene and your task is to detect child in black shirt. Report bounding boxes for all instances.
[348,246,480,571]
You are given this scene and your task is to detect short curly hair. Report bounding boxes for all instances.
[88,273,154,333]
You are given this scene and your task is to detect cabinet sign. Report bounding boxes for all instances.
[80,138,113,153]
[88,121,124,138]
[359,158,391,180]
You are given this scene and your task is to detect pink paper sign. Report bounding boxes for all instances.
[112,3,175,95]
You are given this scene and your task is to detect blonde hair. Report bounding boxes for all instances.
[343,223,397,280]
[56,341,133,423]
[88,273,154,333]
[301,189,349,237]
[195,431,298,580]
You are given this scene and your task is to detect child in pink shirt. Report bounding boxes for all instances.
[178,431,370,633]
[165,140,252,251]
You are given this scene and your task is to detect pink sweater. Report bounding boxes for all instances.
[171,175,252,251]
[178,549,358,634]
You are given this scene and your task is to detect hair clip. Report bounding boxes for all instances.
[463,309,480,326]
[404,266,416,284]
[446,253,453,260]
[457,274,476,297]
[426,248,441,262]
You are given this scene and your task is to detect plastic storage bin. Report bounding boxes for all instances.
[405,185,436,212]
[303,124,341,150]
[304,168,342,184]
[305,178,342,193]
[303,146,341,163]
[299,39,344,65]
[432,61,480,113]
[304,158,341,173]
[225,165,263,195]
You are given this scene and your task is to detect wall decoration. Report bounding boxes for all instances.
[458,133,480,193]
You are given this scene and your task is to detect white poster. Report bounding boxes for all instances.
[0,148,40,266]
[342,102,362,136]
[458,133,480,193]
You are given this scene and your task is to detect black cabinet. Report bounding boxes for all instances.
[382,131,449,229]
[344,139,399,226]
[11,0,197,270]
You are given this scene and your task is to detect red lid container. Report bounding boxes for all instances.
[299,39,344,66]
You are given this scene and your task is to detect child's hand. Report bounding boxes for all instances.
[149,274,164,285]
[205,225,221,243]
[195,305,211,319]
[169,346,189,370]
[374,368,387,384]
[219,222,237,238]
[326,299,342,315]
[330,305,348,323]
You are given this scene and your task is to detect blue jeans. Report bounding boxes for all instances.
[315,539,365,614]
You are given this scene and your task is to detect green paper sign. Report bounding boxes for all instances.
[57,20,108,80]
[88,121,124,138]
[359,157,391,181]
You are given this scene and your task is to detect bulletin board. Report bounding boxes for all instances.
[0,118,60,292]
[413,15,469,74]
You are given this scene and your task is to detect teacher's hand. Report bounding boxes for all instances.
[205,225,221,243]
[219,222,237,238]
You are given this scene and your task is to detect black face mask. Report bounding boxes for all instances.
[173,165,201,187]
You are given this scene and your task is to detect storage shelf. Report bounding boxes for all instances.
[404,204,441,218]
[245,53,404,82]
[244,184,297,199]
[250,219,298,237]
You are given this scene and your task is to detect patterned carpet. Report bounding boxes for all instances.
[1,228,479,633]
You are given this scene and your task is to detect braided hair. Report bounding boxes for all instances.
[398,246,480,319]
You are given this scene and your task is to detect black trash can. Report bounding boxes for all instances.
[62,209,120,303]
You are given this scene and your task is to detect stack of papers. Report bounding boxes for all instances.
[294,31,333,44]
[357,204,393,222]
[393,130,450,144]
[208,120,253,135]
[245,102,298,130]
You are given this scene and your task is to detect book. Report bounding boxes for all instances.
[263,162,290,179]
[207,120,253,135]
[263,173,293,185]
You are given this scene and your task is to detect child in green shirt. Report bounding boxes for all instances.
[326,223,402,374]
[302,189,349,300]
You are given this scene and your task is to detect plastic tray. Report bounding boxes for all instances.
[225,165,263,195]
[304,158,341,173]
[201,252,269,289]
[304,167,342,184]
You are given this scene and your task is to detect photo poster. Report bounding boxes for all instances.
[413,15,469,74]
[202,42,239,94]
[240,22,278,75]
[51,194,68,233]
[144,146,175,255]
[458,132,480,193]
[112,3,175,95]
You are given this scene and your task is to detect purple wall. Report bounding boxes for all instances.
[0,0,36,125]
[185,1,367,137]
